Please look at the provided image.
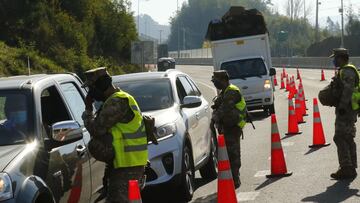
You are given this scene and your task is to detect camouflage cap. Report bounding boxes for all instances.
[82,67,110,87]
[212,70,229,81]
[329,48,349,58]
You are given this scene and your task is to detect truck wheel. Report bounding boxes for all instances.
[179,144,195,201]
[200,134,218,180]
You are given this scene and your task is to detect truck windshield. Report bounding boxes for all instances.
[115,79,174,112]
[221,58,267,79]
[0,91,33,146]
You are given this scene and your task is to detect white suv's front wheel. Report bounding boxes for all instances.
[179,145,195,201]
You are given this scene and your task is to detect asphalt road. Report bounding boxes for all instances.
[142,65,360,203]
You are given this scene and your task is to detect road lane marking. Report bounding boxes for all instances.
[236,191,260,202]
[254,170,270,177]
[282,142,295,147]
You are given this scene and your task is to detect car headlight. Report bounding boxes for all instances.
[264,79,271,89]
[156,123,176,140]
[0,173,13,201]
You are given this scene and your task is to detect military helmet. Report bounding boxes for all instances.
[329,48,349,58]
[82,67,110,87]
[212,70,229,81]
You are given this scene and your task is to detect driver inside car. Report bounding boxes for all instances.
[0,95,28,143]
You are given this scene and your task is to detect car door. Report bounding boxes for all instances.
[185,76,211,160]
[58,82,105,202]
[176,76,203,165]
[40,84,91,203]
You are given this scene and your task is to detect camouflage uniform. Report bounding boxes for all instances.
[212,71,243,187]
[330,48,358,178]
[82,67,144,203]
[334,67,358,169]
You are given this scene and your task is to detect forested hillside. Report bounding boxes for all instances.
[0,0,138,76]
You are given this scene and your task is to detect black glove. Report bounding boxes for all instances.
[338,108,346,115]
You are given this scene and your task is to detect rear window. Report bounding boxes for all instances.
[221,58,267,79]
[115,79,174,112]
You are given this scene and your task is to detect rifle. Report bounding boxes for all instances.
[246,109,256,130]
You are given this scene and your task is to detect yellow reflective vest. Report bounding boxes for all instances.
[224,84,247,129]
[105,91,148,168]
[340,64,360,110]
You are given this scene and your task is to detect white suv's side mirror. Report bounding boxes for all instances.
[181,96,202,109]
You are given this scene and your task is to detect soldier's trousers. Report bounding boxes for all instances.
[224,126,242,183]
[106,166,144,203]
[334,120,357,168]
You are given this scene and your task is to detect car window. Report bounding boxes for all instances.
[178,76,197,96]
[116,79,173,112]
[60,83,85,126]
[0,91,33,146]
[41,86,72,136]
[185,76,201,96]
[221,58,267,79]
[176,78,187,103]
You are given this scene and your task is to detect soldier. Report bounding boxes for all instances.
[330,48,359,180]
[211,70,247,188]
[82,67,148,202]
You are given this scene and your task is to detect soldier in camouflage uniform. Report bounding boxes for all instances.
[82,67,147,202]
[330,48,358,180]
[211,70,247,188]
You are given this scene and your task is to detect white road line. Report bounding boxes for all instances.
[236,192,260,202]
[254,170,270,178]
[282,142,295,147]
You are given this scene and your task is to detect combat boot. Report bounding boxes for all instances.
[330,167,357,180]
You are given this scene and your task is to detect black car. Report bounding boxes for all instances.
[0,74,104,203]
[157,57,176,71]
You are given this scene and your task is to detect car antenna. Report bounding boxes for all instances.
[27,56,31,76]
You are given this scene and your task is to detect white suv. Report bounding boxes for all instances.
[112,70,217,201]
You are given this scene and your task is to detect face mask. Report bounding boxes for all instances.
[9,111,27,126]
[89,87,105,102]
[212,80,224,90]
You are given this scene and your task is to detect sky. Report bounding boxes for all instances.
[130,0,360,26]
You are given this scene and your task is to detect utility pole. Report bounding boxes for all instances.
[159,30,163,44]
[137,0,140,37]
[315,0,320,42]
[340,0,345,48]
[183,28,186,50]
[177,0,180,58]
[304,0,306,20]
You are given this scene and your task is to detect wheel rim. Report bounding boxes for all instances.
[184,149,194,194]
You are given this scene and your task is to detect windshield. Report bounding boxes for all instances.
[0,91,33,146]
[221,58,267,79]
[115,79,174,112]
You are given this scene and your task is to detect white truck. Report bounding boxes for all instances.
[211,34,276,113]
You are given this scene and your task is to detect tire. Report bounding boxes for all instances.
[179,144,195,202]
[199,134,218,180]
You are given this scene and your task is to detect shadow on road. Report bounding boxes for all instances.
[301,180,360,203]
[191,193,217,203]
[142,177,215,203]
[255,177,283,190]
[304,147,322,155]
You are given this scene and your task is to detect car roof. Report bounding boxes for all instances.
[0,74,78,90]
[112,69,185,83]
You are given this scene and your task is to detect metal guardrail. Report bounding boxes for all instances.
[174,57,360,69]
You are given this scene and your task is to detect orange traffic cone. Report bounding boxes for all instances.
[217,135,237,203]
[283,67,286,76]
[128,180,142,203]
[298,84,308,116]
[286,97,302,135]
[280,77,285,89]
[309,98,331,148]
[285,76,290,92]
[295,93,305,124]
[320,69,326,81]
[267,114,293,178]
[274,75,278,86]
[297,68,300,80]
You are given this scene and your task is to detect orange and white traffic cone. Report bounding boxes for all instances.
[286,97,302,135]
[128,180,142,203]
[217,135,237,203]
[309,98,331,148]
[298,84,308,116]
[285,75,290,92]
[295,93,306,124]
[274,75,278,86]
[297,68,300,80]
[320,69,326,81]
[280,77,285,89]
[267,114,293,178]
